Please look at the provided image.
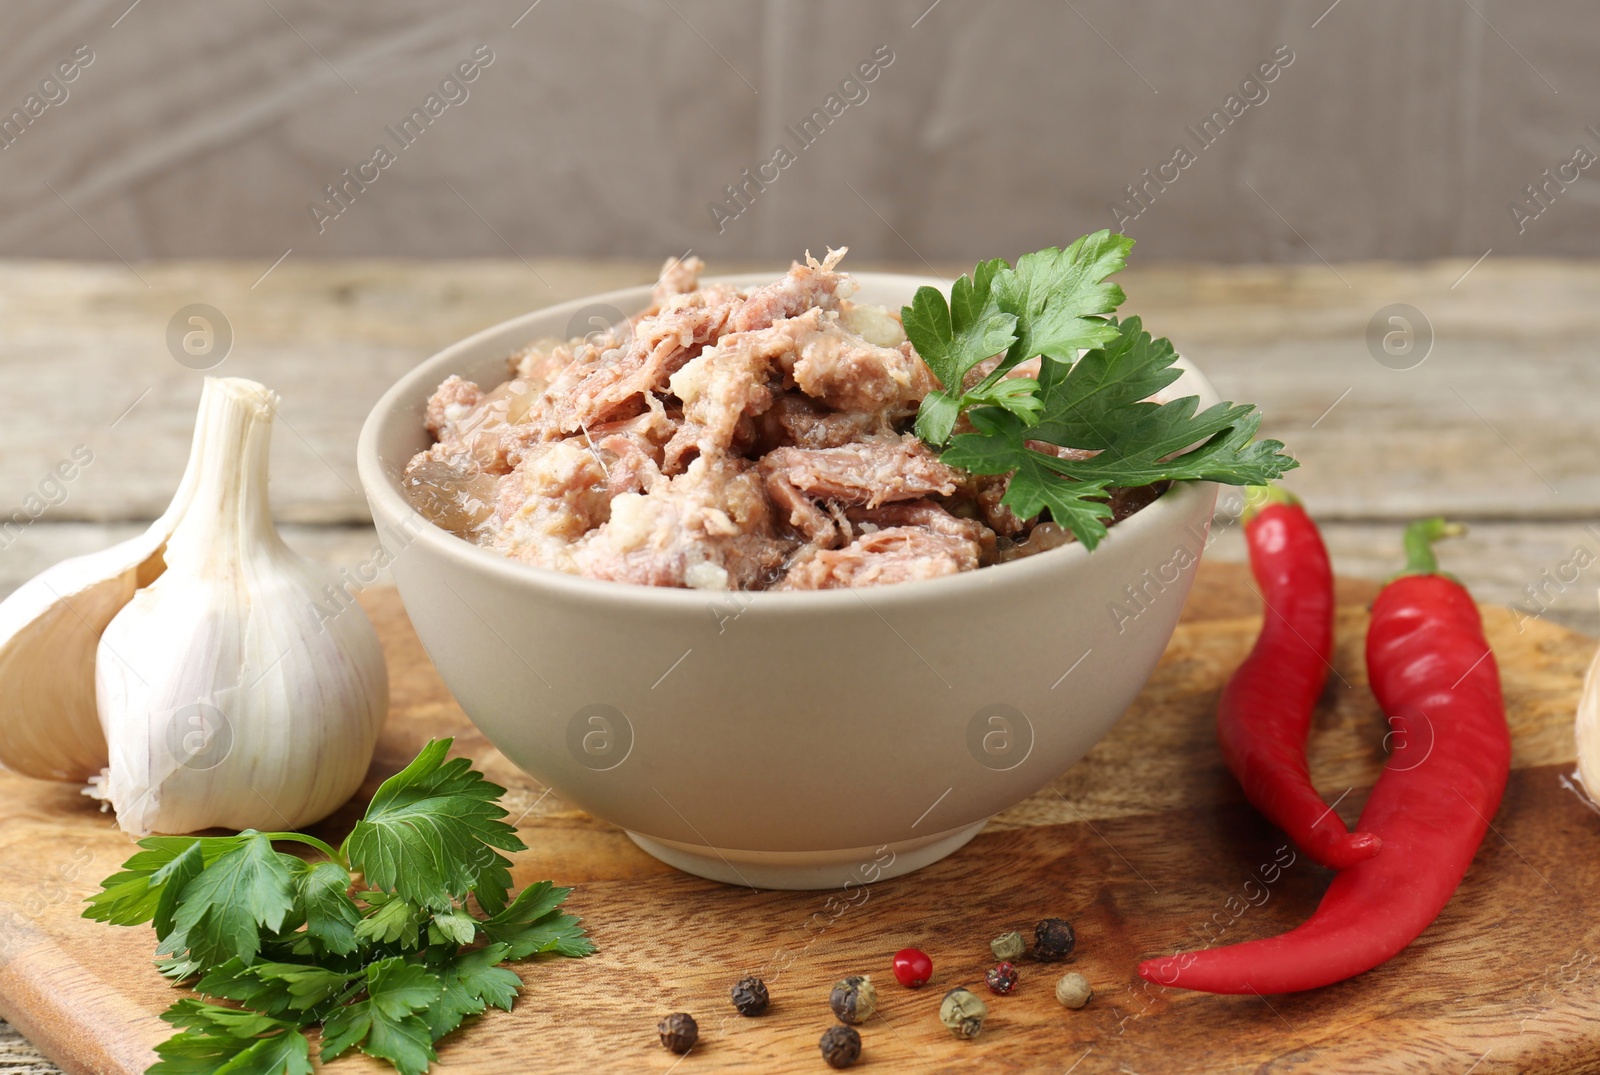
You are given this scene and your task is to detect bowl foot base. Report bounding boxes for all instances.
[624,821,989,890]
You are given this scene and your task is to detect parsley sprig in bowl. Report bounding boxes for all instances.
[908,231,1294,548]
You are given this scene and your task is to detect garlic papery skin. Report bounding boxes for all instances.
[1577,633,1600,804]
[0,400,207,782]
[94,377,388,835]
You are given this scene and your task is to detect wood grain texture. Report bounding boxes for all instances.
[2,1,1596,263]
[1,563,1596,1075]
[5,519,1597,643]
[1,256,1595,525]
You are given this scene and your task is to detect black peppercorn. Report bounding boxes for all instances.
[730,975,770,1016]
[1033,917,1076,962]
[657,1012,698,1054]
[819,1024,862,1069]
[828,975,878,1024]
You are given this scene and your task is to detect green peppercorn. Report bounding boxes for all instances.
[828,975,878,1024]
[938,987,988,1040]
[657,1012,698,1054]
[730,975,769,1016]
[1055,971,1093,1009]
[990,929,1026,962]
[819,1024,862,1068]
[1033,917,1076,962]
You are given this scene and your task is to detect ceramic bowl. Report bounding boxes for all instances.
[356,273,1220,890]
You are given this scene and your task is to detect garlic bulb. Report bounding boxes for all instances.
[92,378,387,834]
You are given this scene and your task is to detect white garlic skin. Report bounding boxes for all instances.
[1577,643,1600,805]
[94,378,387,835]
[0,403,207,782]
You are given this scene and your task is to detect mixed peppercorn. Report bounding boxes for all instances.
[655,917,1092,1063]
[657,1012,698,1054]
[1033,918,1076,962]
[828,975,878,1024]
[891,947,934,988]
[985,961,1019,995]
[730,975,770,1017]
[818,1025,862,1069]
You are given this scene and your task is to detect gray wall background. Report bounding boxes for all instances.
[0,0,1595,267]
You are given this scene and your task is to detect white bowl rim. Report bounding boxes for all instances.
[355,272,1222,611]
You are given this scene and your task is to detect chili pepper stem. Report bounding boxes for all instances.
[1240,483,1299,524]
[1392,517,1467,580]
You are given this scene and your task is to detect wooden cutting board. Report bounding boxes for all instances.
[1,561,1596,1075]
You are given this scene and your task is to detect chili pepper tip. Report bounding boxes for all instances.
[1323,829,1383,868]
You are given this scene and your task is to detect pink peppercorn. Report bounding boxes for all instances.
[892,947,933,988]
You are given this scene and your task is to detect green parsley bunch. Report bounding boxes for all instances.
[905,231,1297,548]
[84,739,592,1075]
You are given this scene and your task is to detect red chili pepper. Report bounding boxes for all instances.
[1217,485,1380,869]
[1141,518,1510,994]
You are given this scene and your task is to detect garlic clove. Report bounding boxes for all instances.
[1576,641,1600,802]
[0,535,156,781]
[94,377,388,835]
[0,397,207,782]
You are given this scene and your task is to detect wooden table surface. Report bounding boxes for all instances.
[0,256,1596,1072]
[3,568,1597,1075]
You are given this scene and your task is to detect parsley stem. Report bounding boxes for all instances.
[263,831,344,863]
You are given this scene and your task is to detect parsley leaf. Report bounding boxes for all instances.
[1027,316,1185,449]
[152,843,208,939]
[916,243,1297,548]
[353,892,423,947]
[195,959,354,1018]
[909,232,1133,445]
[428,906,479,948]
[941,410,1117,543]
[990,233,1132,367]
[423,945,522,1040]
[1050,398,1286,489]
[480,881,595,959]
[161,999,296,1039]
[84,836,242,928]
[904,259,1017,444]
[321,958,443,1075]
[150,1021,312,1075]
[342,739,525,913]
[162,833,296,968]
[85,738,594,1075]
[291,861,361,957]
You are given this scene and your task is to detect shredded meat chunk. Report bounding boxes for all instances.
[652,254,704,306]
[425,375,482,437]
[758,394,892,451]
[661,319,799,471]
[488,440,612,572]
[847,499,995,557]
[727,248,852,333]
[788,321,932,413]
[422,376,545,474]
[573,455,791,589]
[779,526,983,591]
[406,250,1166,590]
[762,436,960,511]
